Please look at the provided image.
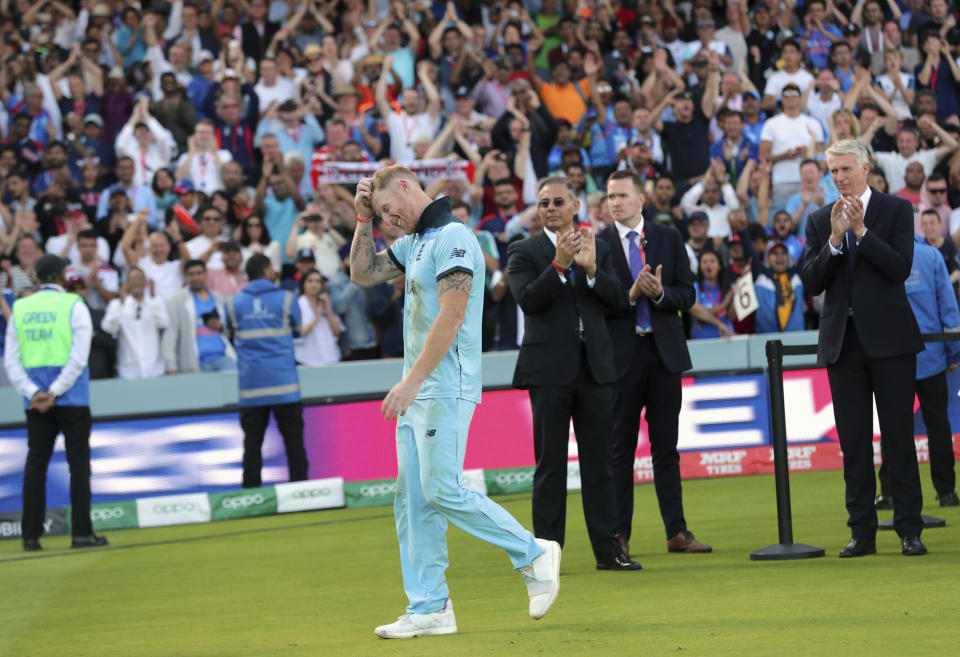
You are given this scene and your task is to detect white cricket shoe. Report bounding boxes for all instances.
[374,599,458,639]
[519,538,561,619]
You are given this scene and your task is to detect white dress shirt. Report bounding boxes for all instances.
[101,294,170,379]
[3,285,93,400]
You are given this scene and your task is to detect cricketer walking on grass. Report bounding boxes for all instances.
[349,165,560,639]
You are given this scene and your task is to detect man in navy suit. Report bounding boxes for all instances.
[598,171,711,557]
[800,139,927,557]
[508,177,641,571]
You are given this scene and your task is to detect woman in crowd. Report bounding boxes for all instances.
[689,250,734,339]
[293,268,342,367]
[238,213,283,273]
[152,167,177,215]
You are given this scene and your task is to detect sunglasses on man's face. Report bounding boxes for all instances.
[538,198,567,208]
[928,187,948,194]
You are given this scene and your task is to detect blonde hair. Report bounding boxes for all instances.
[826,139,870,168]
[371,165,421,193]
[832,108,861,138]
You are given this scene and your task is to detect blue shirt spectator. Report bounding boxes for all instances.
[906,235,960,379]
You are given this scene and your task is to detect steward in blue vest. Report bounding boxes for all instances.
[2,254,107,551]
[226,254,308,488]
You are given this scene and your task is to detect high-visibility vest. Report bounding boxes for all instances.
[13,289,90,407]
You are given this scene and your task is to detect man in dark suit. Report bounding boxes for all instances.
[508,178,641,571]
[240,0,280,62]
[800,139,927,557]
[598,171,711,557]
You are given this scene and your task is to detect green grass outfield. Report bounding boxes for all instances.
[2,466,959,657]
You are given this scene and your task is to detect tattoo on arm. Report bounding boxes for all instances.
[349,221,400,283]
[438,270,473,298]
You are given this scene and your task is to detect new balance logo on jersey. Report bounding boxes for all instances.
[450,248,466,259]
[425,429,436,437]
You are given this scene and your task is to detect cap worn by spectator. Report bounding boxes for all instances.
[334,85,361,98]
[676,90,694,101]
[35,255,70,283]
[198,50,215,63]
[296,248,316,262]
[108,67,125,79]
[742,90,760,101]
[640,16,654,25]
[455,86,472,98]
[84,114,104,127]
[278,99,298,113]
[688,211,709,224]
[92,3,111,17]
[727,234,743,245]
[781,83,802,98]
[662,16,679,28]
[362,53,383,67]
[304,44,323,58]
[845,24,861,36]
[768,241,789,255]
[174,179,195,194]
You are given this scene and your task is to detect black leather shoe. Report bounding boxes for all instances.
[596,552,643,571]
[874,495,894,510]
[937,491,959,507]
[22,538,41,552]
[901,535,927,556]
[838,537,876,558]
[71,534,109,549]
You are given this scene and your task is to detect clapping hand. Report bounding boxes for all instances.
[572,226,596,277]
[554,227,581,269]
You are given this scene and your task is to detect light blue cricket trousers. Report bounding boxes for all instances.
[394,397,544,614]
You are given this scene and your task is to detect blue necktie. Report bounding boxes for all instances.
[626,230,650,330]
[846,229,857,276]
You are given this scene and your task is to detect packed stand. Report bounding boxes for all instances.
[3,0,960,383]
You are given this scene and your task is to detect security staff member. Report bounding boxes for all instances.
[226,254,308,488]
[3,255,108,552]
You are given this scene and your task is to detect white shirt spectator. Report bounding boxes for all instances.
[186,235,225,270]
[146,45,193,100]
[805,92,841,132]
[139,257,184,305]
[254,77,296,111]
[875,72,916,121]
[873,149,939,194]
[101,294,170,379]
[64,263,120,311]
[241,241,283,273]
[293,295,342,366]
[385,111,441,163]
[680,181,741,238]
[175,149,233,195]
[44,234,110,267]
[294,231,342,279]
[763,69,815,101]
[116,118,177,186]
[760,113,825,184]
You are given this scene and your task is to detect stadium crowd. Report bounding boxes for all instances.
[2,0,960,382]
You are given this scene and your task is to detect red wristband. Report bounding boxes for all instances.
[357,214,374,223]
[551,260,566,274]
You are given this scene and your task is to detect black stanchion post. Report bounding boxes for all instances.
[750,340,826,561]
